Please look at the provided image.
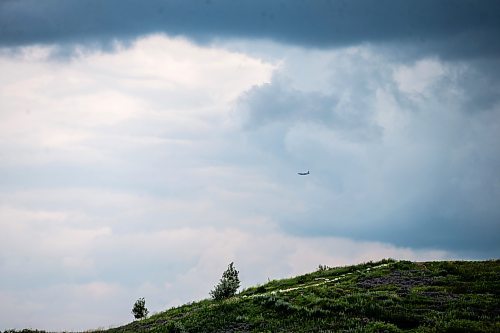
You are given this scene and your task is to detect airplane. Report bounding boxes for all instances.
[298,170,310,175]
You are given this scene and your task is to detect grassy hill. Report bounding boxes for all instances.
[5,259,500,333]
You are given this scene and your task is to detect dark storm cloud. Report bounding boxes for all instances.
[1,0,499,58]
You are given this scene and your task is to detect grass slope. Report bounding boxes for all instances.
[5,259,500,333]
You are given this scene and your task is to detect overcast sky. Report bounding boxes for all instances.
[1,0,499,331]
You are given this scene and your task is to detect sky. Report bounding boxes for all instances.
[1,0,499,331]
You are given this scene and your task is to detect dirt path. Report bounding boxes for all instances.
[241,262,392,299]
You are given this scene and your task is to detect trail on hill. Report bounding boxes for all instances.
[241,262,391,299]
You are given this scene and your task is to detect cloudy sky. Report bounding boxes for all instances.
[1,0,499,330]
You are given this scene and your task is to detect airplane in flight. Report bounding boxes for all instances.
[298,170,310,176]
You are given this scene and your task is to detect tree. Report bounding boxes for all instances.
[210,262,240,300]
[132,297,149,320]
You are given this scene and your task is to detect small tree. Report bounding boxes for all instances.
[210,262,240,300]
[132,297,149,320]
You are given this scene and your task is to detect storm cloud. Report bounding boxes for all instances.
[1,0,500,59]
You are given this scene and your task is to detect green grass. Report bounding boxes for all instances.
[5,259,500,333]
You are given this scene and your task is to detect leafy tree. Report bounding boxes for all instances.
[210,262,240,300]
[132,297,149,320]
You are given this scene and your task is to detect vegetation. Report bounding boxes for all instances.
[3,259,499,332]
[210,262,241,301]
[132,297,149,320]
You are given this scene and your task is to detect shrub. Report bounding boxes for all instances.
[318,264,330,271]
[210,262,240,300]
[132,297,149,320]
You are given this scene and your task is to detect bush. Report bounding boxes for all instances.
[318,264,330,271]
[132,297,149,319]
[210,262,240,300]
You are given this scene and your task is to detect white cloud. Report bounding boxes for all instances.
[0,35,274,167]
[0,36,277,330]
[393,58,445,96]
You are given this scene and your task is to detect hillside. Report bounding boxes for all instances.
[5,259,500,333]
[101,259,499,333]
